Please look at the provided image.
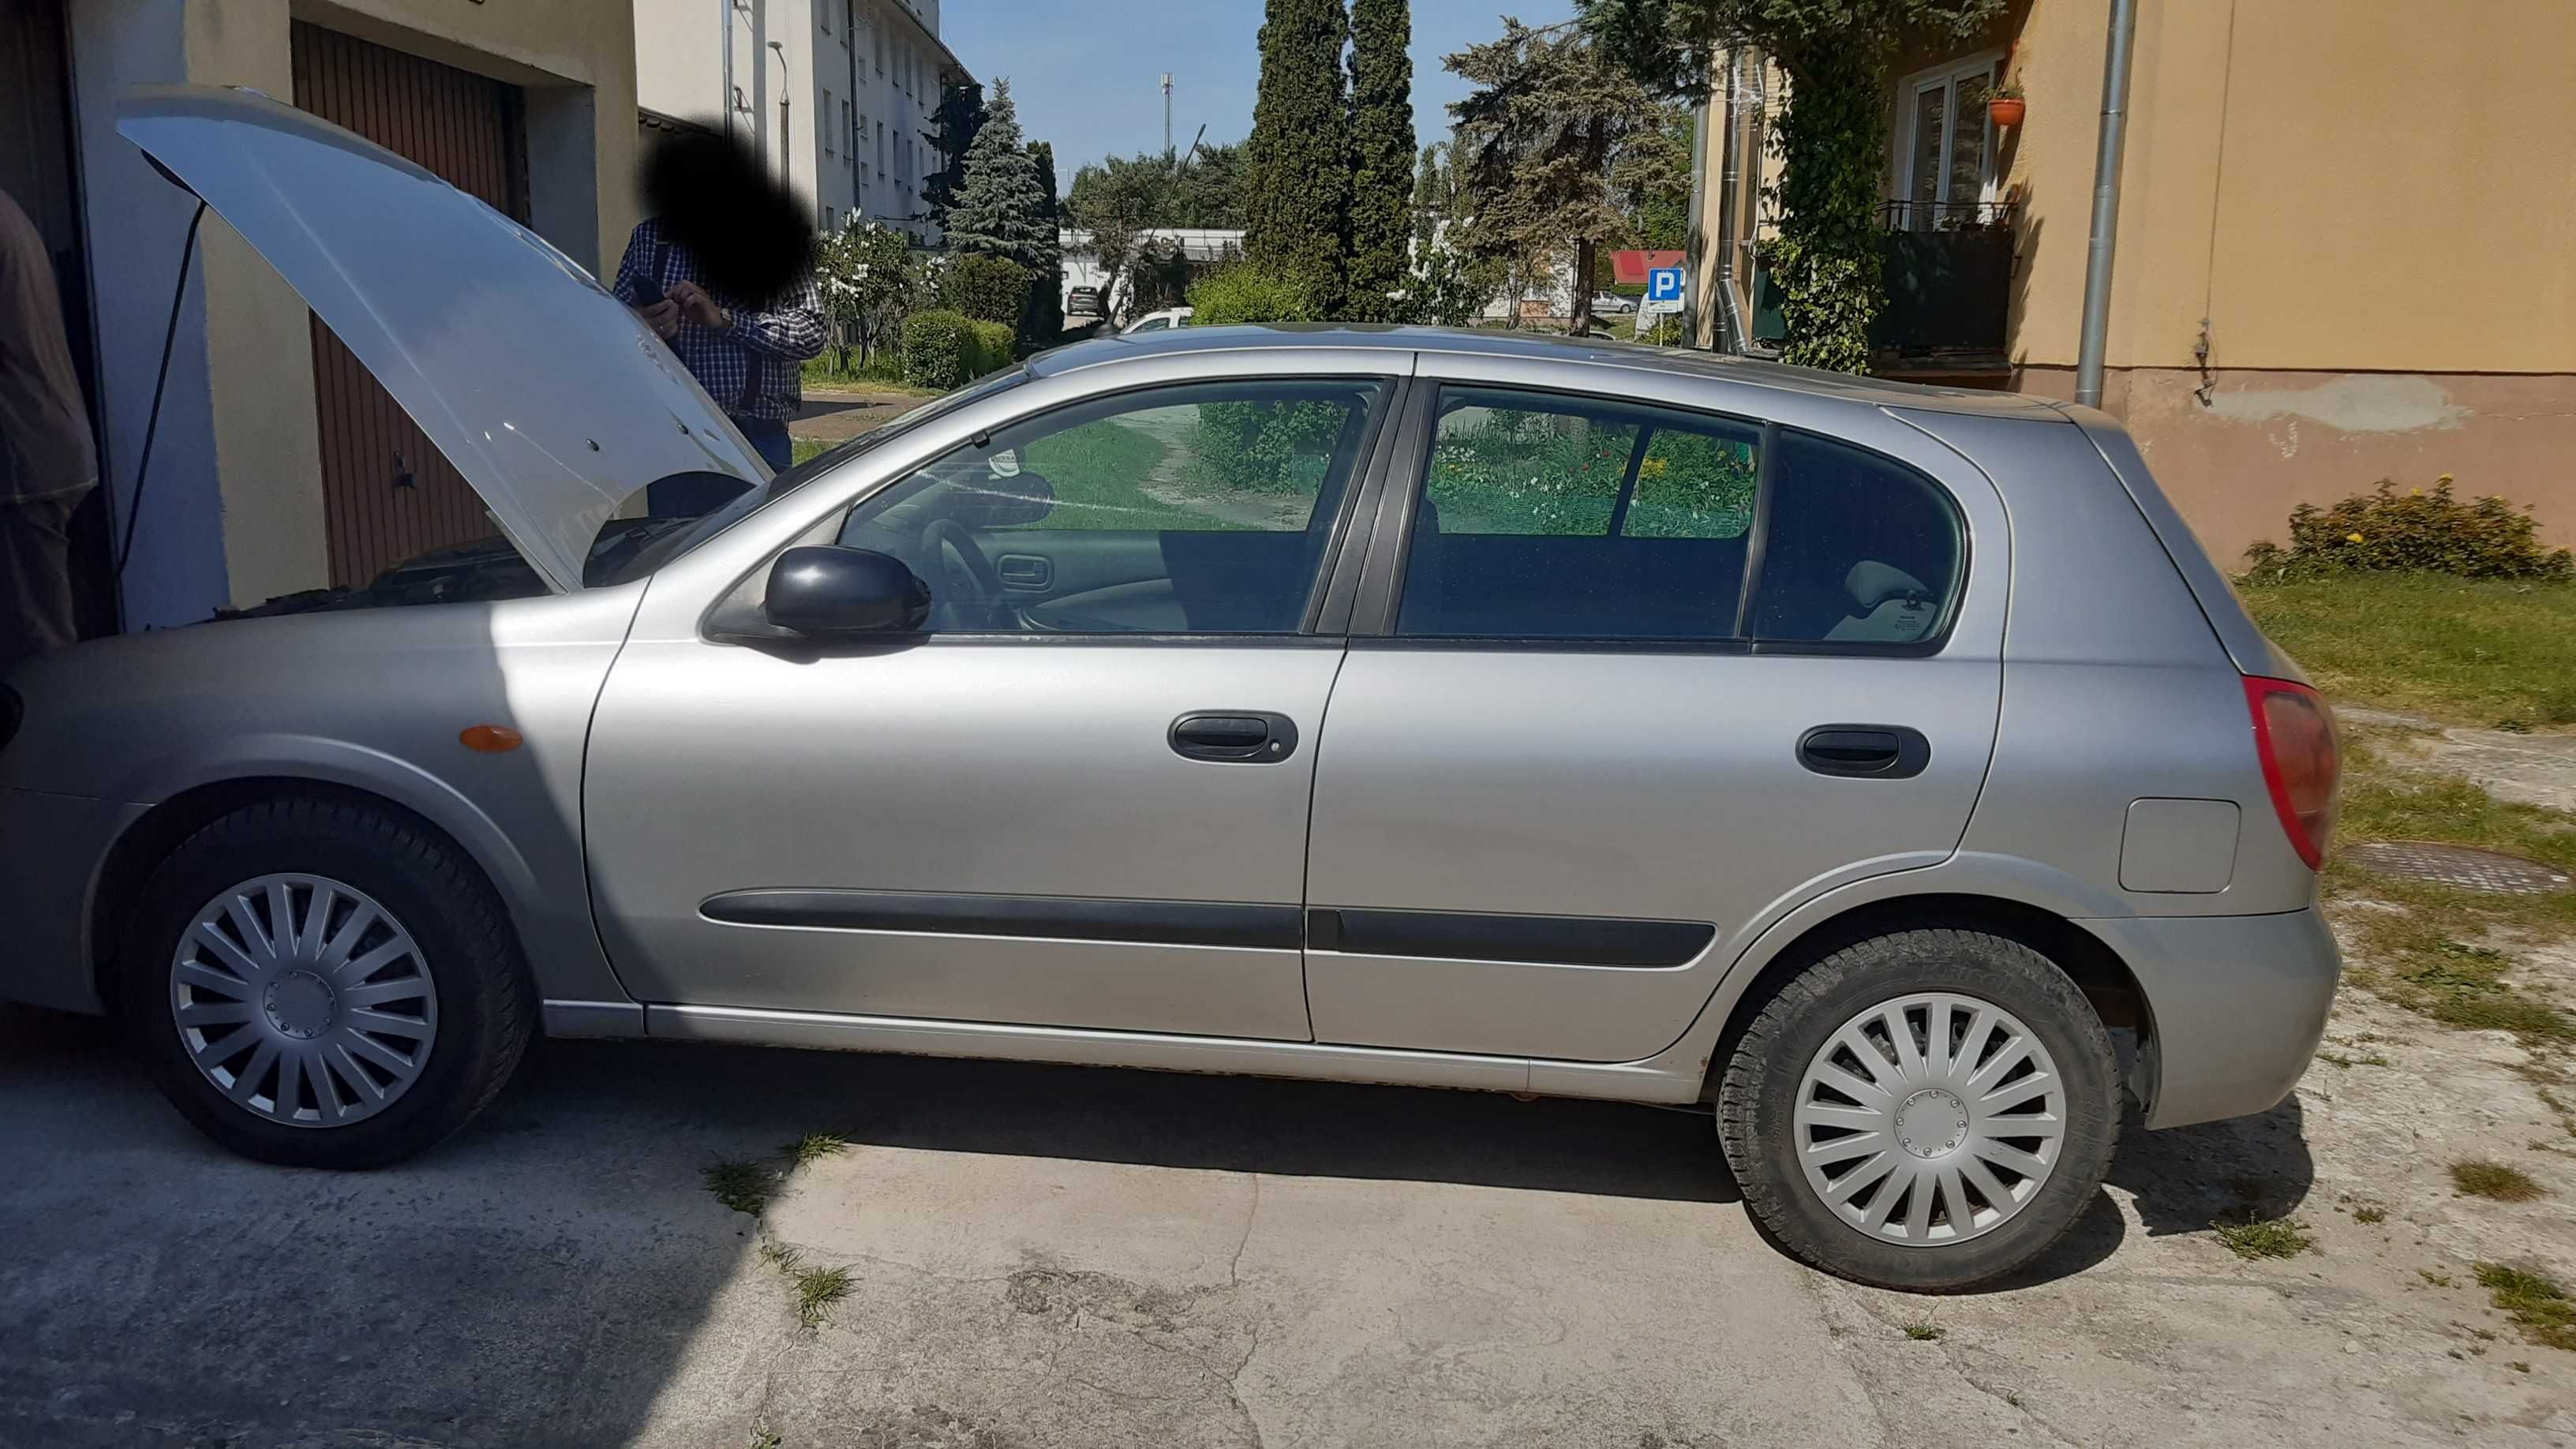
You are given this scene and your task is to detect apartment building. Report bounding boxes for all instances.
[635,0,972,239]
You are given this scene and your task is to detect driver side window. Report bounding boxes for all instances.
[837,377,1387,635]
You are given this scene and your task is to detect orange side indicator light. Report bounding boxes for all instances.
[459,724,524,753]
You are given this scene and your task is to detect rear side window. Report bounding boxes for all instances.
[1398,388,1759,639]
[1750,431,1963,646]
[1392,388,1963,648]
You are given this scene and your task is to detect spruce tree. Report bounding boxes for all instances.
[1243,0,1351,317]
[943,78,1053,270]
[1346,0,1416,322]
[1025,140,1065,344]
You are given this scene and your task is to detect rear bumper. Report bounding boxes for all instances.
[2080,906,2342,1130]
[0,788,131,1015]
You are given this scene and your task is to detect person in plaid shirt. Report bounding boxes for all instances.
[612,215,824,511]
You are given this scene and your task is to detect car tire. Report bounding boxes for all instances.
[1716,929,2119,1292]
[115,795,534,1169]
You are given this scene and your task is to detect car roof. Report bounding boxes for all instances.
[1029,324,2065,420]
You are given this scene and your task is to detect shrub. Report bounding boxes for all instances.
[901,309,973,389]
[1188,264,1313,325]
[939,253,1034,327]
[968,319,1017,372]
[2243,477,2573,582]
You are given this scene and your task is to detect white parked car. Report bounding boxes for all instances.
[1122,306,1193,334]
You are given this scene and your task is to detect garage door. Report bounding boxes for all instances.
[290,22,530,589]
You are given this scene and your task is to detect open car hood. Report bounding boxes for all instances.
[116,85,766,592]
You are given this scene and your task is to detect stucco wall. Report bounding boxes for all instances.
[1881,0,2574,560]
[2020,365,2576,566]
[1986,0,2576,373]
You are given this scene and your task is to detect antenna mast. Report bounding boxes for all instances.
[1162,73,1174,155]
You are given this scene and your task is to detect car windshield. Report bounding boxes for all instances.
[597,366,1034,586]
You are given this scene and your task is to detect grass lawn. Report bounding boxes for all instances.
[790,436,834,466]
[799,356,940,395]
[1012,419,1205,531]
[2242,571,2576,1046]
[2239,572,2576,728]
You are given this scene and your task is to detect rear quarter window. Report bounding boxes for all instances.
[1750,429,1964,647]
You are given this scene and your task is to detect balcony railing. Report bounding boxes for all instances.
[1880,199,2016,234]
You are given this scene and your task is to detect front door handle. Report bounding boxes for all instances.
[1798,724,1930,779]
[1170,711,1300,763]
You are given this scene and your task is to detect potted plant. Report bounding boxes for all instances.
[1989,81,2026,128]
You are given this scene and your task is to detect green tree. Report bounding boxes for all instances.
[1617,103,1696,249]
[1578,0,2005,370]
[1066,153,1163,324]
[814,219,918,369]
[1447,19,1659,336]
[1169,140,1249,227]
[1346,0,1416,322]
[1245,0,1351,317]
[924,79,987,229]
[944,78,1054,269]
[1026,140,1065,344]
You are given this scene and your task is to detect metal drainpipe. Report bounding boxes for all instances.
[721,0,735,139]
[2074,0,2140,407]
[1715,49,1747,353]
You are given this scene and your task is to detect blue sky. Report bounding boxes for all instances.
[940,1,1579,191]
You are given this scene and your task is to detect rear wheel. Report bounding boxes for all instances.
[1717,929,2119,1291]
[116,796,534,1168]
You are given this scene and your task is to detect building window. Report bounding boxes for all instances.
[844,99,854,164]
[822,88,835,155]
[1897,54,2001,231]
[874,18,885,74]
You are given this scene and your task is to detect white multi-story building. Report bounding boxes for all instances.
[635,1,971,239]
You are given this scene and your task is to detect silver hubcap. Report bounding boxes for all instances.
[1795,992,2066,1248]
[169,874,436,1128]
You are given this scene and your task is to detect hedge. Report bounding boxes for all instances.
[939,254,1034,327]
[901,310,1021,390]
[1187,264,1312,325]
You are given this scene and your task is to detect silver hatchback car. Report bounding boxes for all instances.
[1,89,2342,1291]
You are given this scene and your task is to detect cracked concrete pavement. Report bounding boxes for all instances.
[9,995,2573,1447]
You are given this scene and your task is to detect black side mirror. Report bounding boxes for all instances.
[762,546,930,635]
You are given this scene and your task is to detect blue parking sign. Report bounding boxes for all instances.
[1646,266,1685,303]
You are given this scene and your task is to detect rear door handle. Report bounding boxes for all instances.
[1798,724,1930,779]
[1170,711,1300,763]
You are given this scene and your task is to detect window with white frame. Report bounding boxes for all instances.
[822,89,836,155]
[1897,53,2001,231]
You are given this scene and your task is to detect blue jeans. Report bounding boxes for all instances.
[736,416,795,472]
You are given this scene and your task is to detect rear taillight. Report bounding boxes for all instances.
[2245,676,2339,870]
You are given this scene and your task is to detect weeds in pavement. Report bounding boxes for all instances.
[788,1132,850,1166]
[758,1238,803,1271]
[2420,1269,2454,1288]
[748,1428,784,1449]
[2316,1049,2391,1069]
[792,1265,856,1328]
[2214,1212,2315,1260]
[2475,1263,2576,1351]
[705,1159,776,1216]
[2353,1204,2388,1225]
[2451,1159,2548,1202]
[1901,1322,1942,1342]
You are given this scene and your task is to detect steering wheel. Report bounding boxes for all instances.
[921,517,1013,628]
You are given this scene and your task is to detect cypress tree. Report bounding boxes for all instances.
[1346,0,1416,322]
[1243,0,1351,318]
[944,78,1053,270]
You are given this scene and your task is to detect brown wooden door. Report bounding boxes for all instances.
[290,22,530,588]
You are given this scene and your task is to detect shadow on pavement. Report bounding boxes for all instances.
[2,1005,1739,1445]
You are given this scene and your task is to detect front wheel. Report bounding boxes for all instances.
[1717,929,2120,1292]
[116,796,534,1169]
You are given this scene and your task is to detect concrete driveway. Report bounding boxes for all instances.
[2,1001,2567,1447]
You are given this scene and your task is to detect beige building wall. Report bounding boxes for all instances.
[1715,1,2576,565]
[1961,0,2576,563]
[73,0,639,623]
